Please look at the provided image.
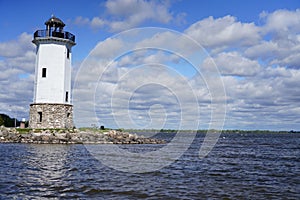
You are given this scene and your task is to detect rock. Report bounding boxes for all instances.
[32,132,41,137]
[0,128,165,144]
[65,132,72,140]
[41,135,51,142]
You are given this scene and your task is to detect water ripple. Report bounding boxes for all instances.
[0,133,299,199]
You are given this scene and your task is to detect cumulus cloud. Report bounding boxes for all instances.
[205,51,261,76]
[185,15,261,49]
[73,16,90,26]
[2,7,300,130]
[73,16,107,29]
[260,9,300,34]
[72,7,300,130]
[73,28,226,129]
[90,17,106,29]
[245,36,300,68]
[220,58,300,129]
[181,9,300,129]
[97,65,194,129]
[73,0,185,32]
[226,75,300,129]
[244,9,300,69]
[0,33,35,119]
[106,0,173,31]
[0,33,34,58]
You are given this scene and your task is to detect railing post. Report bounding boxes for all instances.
[34,30,75,42]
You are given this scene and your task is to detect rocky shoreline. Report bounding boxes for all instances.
[0,126,165,144]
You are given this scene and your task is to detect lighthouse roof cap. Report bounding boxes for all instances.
[45,15,65,27]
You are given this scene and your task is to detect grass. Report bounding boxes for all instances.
[14,127,113,134]
[78,127,111,133]
[16,128,31,134]
[16,128,78,134]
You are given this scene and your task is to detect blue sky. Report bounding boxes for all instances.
[0,0,300,130]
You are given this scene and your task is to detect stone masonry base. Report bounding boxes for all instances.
[29,103,73,129]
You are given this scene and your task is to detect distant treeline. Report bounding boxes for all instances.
[0,114,21,127]
[124,129,298,134]
[1,114,297,133]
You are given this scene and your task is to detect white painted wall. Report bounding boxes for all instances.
[33,39,74,104]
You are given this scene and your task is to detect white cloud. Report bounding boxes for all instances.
[206,51,261,76]
[245,9,300,69]
[73,0,184,32]
[260,9,300,34]
[0,32,35,120]
[91,17,106,29]
[105,0,173,31]
[182,9,300,130]
[73,29,226,129]
[0,32,34,58]
[92,64,202,129]
[73,16,107,30]
[73,16,90,26]
[222,65,300,130]
[91,37,125,58]
[185,15,260,49]
[2,7,300,130]
[244,41,278,59]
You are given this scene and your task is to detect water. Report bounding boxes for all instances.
[0,133,299,199]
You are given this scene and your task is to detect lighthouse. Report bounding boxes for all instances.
[29,16,76,129]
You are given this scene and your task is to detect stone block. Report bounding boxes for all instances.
[29,103,73,129]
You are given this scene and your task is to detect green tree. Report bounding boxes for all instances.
[0,114,19,127]
[0,115,4,126]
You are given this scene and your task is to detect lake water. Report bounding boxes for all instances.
[0,132,299,199]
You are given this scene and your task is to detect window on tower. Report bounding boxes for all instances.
[67,48,70,59]
[65,91,69,102]
[38,112,42,123]
[42,68,47,77]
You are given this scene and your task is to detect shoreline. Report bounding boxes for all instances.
[0,126,165,144]
[124,129,299,134]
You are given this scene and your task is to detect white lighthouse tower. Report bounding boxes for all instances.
[29,16,76,129]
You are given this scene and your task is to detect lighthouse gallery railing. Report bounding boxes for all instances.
[34,30,75,42]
